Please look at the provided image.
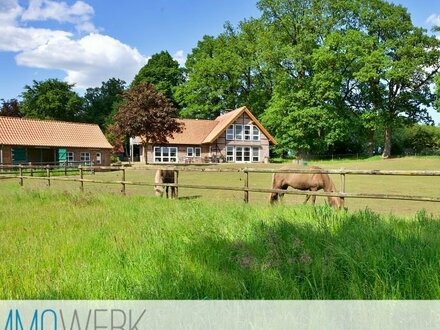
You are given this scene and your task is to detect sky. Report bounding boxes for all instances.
[1,0,440,122]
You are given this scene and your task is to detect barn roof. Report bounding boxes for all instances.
[0,116,113,149]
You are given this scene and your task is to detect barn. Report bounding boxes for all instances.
[129,106,277,163]
[0,116,113,166]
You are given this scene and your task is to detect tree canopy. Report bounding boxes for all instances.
[131,51,184,109]
[0,99,22,117]
[3,0,439,159]
[81,78,126,129]
[111,83,183,162]
[177,0,440,158]
[20,79,83,122]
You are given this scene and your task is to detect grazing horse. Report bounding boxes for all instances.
[155,169,178,198]
[269,166,343,209]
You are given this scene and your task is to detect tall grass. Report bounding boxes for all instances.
[0,185,439,299]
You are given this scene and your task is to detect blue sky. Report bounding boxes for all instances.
[1,0,439,122]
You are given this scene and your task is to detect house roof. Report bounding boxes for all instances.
[202,106,277,145]
[0,116,113,149]
[133,106,277,146]
[166,119,218,144]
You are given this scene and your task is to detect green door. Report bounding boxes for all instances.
[57,148,67,164]
[12,148,27,164]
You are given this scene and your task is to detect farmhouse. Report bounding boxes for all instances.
[130,106,277,163]
[0,116,113,166]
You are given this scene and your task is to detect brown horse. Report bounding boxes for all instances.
[269,166,343,209]
[155,169,178,198]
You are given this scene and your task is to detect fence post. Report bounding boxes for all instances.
[79,165,84,192]
[340,171,346,208]
[174,170,179,198]
[243,169,249,203]
[121,167,126,196]
[30,162,33,177]
[46,164,51,187]
[64,161,67,176]
[19,164,23,187]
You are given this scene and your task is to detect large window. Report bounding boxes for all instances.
[225,124,261,141]
[225,146,260,163]
[154,146,178,163]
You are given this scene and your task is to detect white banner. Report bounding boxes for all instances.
[0,301,439,330]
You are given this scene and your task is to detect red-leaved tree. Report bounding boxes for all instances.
[111,83,183,163]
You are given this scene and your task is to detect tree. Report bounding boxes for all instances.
[131,51,184,109]
[81,78,126,129]
[351,0,440,158]
[111,83,183,163]
[0,99,22,117]
[21,79,83,121]
[259,0,440,158]
[176,20,273,119]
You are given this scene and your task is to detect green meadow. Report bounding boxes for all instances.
[1,157,440,299]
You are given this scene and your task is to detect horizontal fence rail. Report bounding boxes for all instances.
[1,164,440,205]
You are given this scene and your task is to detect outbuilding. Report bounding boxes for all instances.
[0,116,113,166]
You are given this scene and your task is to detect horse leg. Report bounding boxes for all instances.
[304,188,317,205]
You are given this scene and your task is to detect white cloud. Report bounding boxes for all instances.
[16,33,148,88]
[0,0,149,88]
[426,14,440,27]
[0,26,72,52]
[0,0,23,24]
[173,50,186,66]
[21,0,97,33]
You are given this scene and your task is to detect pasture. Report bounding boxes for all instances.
[1,156,440,299]
[0,185,439,299]
[3,156,440,216]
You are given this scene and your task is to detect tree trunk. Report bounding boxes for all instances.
[143,143,148,164]
[367,129,375,156]
[382,125,392,159]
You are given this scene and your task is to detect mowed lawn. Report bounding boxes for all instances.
[2,156,440,216]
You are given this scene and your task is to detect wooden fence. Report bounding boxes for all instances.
[1,164,440,205]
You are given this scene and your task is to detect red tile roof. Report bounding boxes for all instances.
[167,119,218,144]
[0,116,113,149]
[132,106,277,146]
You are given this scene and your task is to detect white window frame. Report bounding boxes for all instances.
[235,124,243,140]
[226,124,261,141]
[80,152,90,163]
[187,147,193,157]
[225,146,260,163]
[252,147,260,162]
[244,125,251,140]
[194,147,201,157]
[96,152,102,165]
[226,146,234,162]
[226,125,234,140]
[252,126,260,141]
[67,151,74,162]
[154,146,178,163]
